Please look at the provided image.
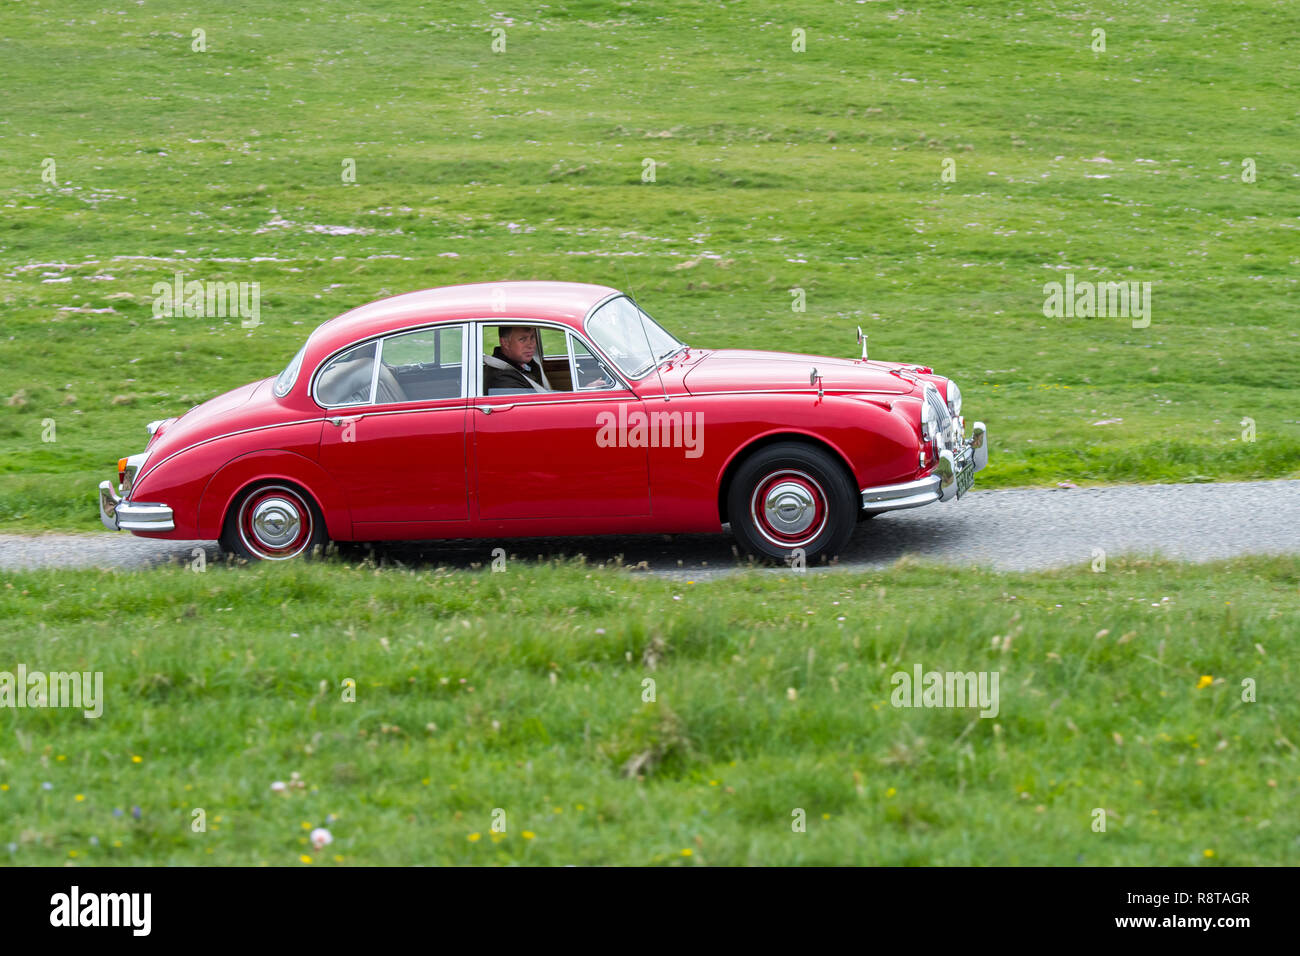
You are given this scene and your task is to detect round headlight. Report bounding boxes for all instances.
[920,396,936,440]
[945,380,962,417]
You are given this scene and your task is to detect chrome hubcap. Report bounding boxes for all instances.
[251,497,301,548]
[764,481,816,537]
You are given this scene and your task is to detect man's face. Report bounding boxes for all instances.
[499,328,537,365]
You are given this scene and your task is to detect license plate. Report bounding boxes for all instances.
[955,460,975,498]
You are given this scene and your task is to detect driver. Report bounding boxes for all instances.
[483,326,550,392]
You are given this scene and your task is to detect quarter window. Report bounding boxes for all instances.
[274,344,307,398]
[316,341,378,406]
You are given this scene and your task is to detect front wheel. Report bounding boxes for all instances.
[727,443,858,563]
[220,483,328,561]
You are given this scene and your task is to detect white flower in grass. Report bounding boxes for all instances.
[270,781,287,793]
[310,827,333,850]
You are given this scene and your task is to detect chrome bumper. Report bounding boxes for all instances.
[99,480,175,532]
[861,421,987,514]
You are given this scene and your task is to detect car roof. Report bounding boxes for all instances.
[311,281,623,351]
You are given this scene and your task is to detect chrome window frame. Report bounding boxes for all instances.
[473,319,631,398]
[311,322,470,410]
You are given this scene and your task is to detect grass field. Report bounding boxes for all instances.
[1,554,1296,866]
[1,0,1298,530]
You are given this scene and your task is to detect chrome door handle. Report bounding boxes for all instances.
[477,405,513,414]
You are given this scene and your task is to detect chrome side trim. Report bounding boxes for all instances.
[474,393,635,410]
[678,388,908,401]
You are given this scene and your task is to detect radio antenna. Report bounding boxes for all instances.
[621,259,669,403]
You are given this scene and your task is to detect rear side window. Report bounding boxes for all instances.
[315,341,378,406]
[380,325,465,401]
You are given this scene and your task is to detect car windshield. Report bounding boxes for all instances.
[586,296,685,378]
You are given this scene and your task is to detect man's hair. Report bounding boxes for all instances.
[498,325,534,340]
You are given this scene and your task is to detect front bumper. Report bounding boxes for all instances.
[99,480,175,532]
[861,421,987,514]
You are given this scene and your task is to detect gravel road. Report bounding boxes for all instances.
[2,479,1296,577]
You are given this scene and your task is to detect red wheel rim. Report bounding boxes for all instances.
[237,485,313,560]
[749,469,828,548]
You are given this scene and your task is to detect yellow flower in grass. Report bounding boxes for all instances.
[300,855,312,864]
[74,794,84,802]
[1204,849,1215,858]
[467,832,481,842]
[522,831,535,840]
[1196,675,1213,689]
[681,848,693,857]
[131,755,142,763]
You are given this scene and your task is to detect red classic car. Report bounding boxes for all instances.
[99,281,987,562]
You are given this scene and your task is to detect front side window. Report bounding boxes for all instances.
[586,296,684,379]
[481,323,619,395]
[315,341,378,406]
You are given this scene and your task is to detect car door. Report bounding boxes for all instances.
[316,324,470,530]
[471,322,651,520]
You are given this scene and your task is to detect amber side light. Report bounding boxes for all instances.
[117,458,129,484]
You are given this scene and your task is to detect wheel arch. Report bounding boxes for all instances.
[198,450,350,540]
[716,431,859,526]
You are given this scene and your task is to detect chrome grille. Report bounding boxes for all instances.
[924,384,953,445]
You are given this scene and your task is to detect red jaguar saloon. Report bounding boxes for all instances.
[99,281,987,562]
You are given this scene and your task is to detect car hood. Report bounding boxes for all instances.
[681,349,918,396]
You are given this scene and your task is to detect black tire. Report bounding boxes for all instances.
[219,482,329,562]
[726,442,858,563]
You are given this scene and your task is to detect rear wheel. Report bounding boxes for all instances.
[220,483,328,561]
[727,443,858,563]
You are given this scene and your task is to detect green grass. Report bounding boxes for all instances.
[1,0,1298,530]
[0,554,1296,865]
